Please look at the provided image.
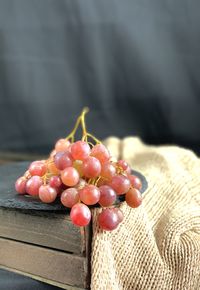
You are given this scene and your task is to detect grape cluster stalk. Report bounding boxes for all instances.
[15,108,142,231]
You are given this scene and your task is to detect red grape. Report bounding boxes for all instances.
[128,175,142,190]
[113,208,124,223]
[82,156,101,178]
[117,160,129,171]
[70,203,91,226]
[55,138,70,152]
[125,188,142,208]
[91,144,110,164]
[61,188,79,208]
[67,144,72,153]
[79,185,100,205]
[71,141,90,160]
[73,160,83,177]
[98,208,119,231]
[15,177,27,194]
[101,162,116,180]
[61,167,79,186]
[50,150,57,158]
[24,170,31,179]
[29,161,47,176]
[26,176,43,196]
[54,151,73,170]
[49,176,62,188]
[75,178,87,189]
[109,175,131,195]
[55,186,62,196]
[99,185,116,207]
[48,161,60,175]
[39,185,57,203]
[97,178,107,187]
[126,165,131,175]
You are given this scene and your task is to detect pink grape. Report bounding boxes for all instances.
[126,165,131,175]
[99,185,116,207]
[61,188,79,208]
[61,167,79,186]
[79,185,100,205]
[54,151,73,170]
[97,178,107,187]
[125,188,142,208]
[55,138,70,152]
[67,144,72,153]
[113,208,124,223]
[75,178,87,189]
[73,160,83,177]
[70,203,91,226]
[49,176,62,188]
[39,185,57,203]
[50,150,57,158]
[109,175,131,195]
[60,183,68,192]
[82,156,101,178]
[101,162,116,180]
[15,177,27,194]
[26,176,43,196]
[55,186,62,196]
[71,141,90,160]
[24,170,31,179]
[91,143,110,164]
[98,208,119,231]
[117,160,129,171]
[48,161,60,175]
[29,161,47,176]
[128,175,142,190]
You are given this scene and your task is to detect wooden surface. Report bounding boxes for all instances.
[0,238,87,289]
[0,159,146,289]
[0,208,85,254]
[0,161,92,289]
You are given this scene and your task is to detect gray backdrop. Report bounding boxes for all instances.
[0,0,200,154]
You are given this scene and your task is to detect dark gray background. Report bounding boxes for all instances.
[0,1,200,289]
[0,0,200,155]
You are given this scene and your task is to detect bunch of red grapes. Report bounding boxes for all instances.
[15,109,142,231]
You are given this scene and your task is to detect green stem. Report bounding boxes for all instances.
[65,107,101,145]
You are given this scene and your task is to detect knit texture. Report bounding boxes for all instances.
[91,137,200,290]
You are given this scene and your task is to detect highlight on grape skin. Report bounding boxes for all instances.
[29,161,47,177]
[79,185,100,205]
[39,185,57,203]
[61,188,79,208]
[98,208,119,231]
[70,203,91,226]
[14,108,143,231]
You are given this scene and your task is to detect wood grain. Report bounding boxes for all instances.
[0,208,85,254]
[0,162,92,288]
[0,237,88,288]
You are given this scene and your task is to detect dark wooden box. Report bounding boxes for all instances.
[0,162,91,290]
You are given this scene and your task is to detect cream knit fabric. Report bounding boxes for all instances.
[91,137,200,290]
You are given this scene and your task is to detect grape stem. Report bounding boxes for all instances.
[45,107,102,185]
[65,107,101,145]
[65,116,82,143]
[80,108,88,138]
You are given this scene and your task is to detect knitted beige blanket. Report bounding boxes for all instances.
[91,137,200,290]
